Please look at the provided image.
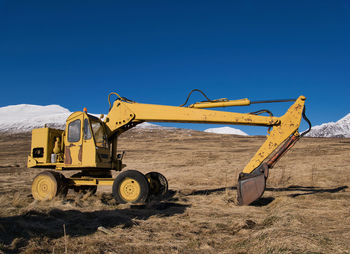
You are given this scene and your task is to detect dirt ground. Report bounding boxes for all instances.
[0,128,350,254]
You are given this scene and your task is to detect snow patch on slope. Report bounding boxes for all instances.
[306,113,350,138]
[135,122,163,129]
[204,126,248,136]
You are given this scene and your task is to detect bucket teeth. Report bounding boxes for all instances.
[237,163,268,205]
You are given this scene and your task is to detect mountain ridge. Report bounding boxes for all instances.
[306,113,350,138]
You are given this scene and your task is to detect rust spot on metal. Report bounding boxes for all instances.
[268,142,277,149]
[64,146,72,164]
[78,145,82,162]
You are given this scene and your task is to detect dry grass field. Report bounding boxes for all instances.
[0,128,350,253]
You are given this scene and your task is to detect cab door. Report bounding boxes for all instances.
[81,117,97,167]
[64,113,83,166]
[89,118,111,166]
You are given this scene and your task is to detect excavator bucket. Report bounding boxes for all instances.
[237,134,302,205]
[237,163,269,205]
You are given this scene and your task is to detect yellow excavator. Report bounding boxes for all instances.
[27,90,311,205]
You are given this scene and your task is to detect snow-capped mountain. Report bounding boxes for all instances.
[306,113,350,138]
[0,104,71,133]
[204,126,248,136]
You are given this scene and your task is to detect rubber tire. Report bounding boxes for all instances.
[112,170,149,204]
[32,171,68,201]
[145,172,168,197]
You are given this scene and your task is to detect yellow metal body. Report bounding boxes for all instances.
[28,112,116,171]
[68,178,114,186]
[242,96,305,173]
[28,92,306,190]
[28,128,64,167]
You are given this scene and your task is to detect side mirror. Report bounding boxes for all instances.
[117,151,126,160]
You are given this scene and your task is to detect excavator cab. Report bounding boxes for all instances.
[64,112,111,169]
[28,111,112,170]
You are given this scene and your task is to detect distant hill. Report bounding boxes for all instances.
[204,126,248,136]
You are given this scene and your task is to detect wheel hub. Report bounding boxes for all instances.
[119,178,141,202]
[32,175,57,201]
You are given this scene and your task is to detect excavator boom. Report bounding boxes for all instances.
[104,93,308,205]
[105,100,281,134]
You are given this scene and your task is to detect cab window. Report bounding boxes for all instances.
[91,120,107,148]
[68,119,81,142]
[83,118,92,140]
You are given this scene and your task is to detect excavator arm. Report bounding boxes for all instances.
[237,96,306,205]
[104,92,308,205]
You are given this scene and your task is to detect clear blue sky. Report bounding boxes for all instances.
[1,1,349,134]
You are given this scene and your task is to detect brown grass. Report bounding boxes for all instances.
[0,129,350,253]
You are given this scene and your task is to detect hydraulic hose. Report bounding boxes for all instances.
[250,99,296,104]
[108,92,123,112]
[179,89,213,107]
[300,106,312,137]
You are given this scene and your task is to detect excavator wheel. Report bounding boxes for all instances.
[145,172,168,197]
[32,171,68,201]
[112,170,149,204]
